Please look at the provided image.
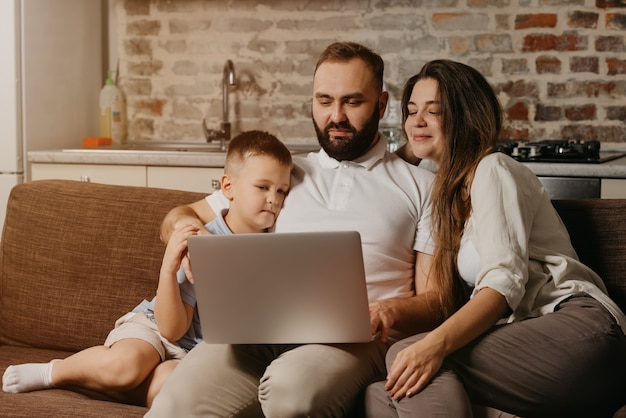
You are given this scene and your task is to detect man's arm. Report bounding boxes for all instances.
[160,198,217,243]
[369,251,442,342]
[394,142,421,166]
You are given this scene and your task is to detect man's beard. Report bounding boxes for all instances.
[313,105,380,161]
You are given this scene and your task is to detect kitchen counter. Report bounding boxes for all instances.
[517,155,626,178]
[28,148,626,178]
[28,148,230,168]
[27,142,321,168]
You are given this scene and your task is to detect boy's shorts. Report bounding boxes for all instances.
[104,311,187,361]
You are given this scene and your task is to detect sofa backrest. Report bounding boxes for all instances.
[1,181,624,352]
[552,199,626,311]
[0,180,205,352]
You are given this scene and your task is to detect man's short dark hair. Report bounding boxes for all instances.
[314,42,384,92]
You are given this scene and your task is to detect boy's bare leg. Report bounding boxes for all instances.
[52,339,161,391]
[145,360,179,407]
[108,359,179,407]
[4,338,161,401]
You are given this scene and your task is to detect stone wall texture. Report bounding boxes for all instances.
[115,0,626,145]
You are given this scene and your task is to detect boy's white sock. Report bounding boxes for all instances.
[2,361,55,393]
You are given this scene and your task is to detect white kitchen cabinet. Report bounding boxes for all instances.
[30,163,224,193]
[147,166,223,193]
[601,179,626,198]
[31,163,146,187]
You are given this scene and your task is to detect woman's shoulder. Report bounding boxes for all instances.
[476,152,536,178]
[474,152,544,192]
[478,151,519,169]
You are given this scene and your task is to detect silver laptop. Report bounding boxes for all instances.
[187,231,372,344]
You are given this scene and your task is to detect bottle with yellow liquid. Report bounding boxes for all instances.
[99,70,126,144]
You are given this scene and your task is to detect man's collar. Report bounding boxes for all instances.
[316,133,387,169]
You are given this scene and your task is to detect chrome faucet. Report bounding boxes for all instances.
[202,60,236,151]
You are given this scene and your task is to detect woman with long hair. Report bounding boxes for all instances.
[365,60,626,417]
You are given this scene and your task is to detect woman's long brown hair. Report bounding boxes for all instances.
[401,60,503,320]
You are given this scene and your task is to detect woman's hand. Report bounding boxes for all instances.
[385,288,509,400]
[385,333,446,400]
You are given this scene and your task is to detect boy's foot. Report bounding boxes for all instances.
[2,361,55,393]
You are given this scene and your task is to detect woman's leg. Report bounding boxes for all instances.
[364,334,473,418]
[448,294,626,417]
[365,294,626,418]
[364,381,400,418]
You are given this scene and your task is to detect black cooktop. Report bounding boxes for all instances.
[497,140,625,164]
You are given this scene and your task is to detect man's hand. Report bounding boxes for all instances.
[369,299,396,343]
[161,212,207,244]
[160,199,216,244]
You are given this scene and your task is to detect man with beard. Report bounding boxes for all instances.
[147,42,438,418]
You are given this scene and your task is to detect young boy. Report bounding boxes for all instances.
[2,130,292,407]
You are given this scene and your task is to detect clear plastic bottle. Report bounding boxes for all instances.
[379,84,405,152]
[99,70,126,144]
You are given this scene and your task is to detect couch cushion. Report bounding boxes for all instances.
[0,180,205,352]
[552,199,626,311]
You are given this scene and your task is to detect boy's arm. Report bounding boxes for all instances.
[160,198,217,244]
[155,224,198,342]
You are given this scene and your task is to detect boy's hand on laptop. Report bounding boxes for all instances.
[369,300,395,343]
[163,224,199,279]
[181,254,194,284]
[180,224,213,284]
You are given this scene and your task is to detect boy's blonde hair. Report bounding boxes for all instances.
[224,130,292,175]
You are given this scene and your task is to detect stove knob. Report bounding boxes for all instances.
[529,146,538,157]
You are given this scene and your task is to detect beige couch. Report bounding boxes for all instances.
[0,180,624,417]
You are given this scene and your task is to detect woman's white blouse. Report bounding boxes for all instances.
[465,153,626,333]
[457,233,480,287]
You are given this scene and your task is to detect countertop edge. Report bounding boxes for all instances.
[27,150,626,178]
[28,150,228,168]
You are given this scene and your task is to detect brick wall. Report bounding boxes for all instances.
[115,0,625,146]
